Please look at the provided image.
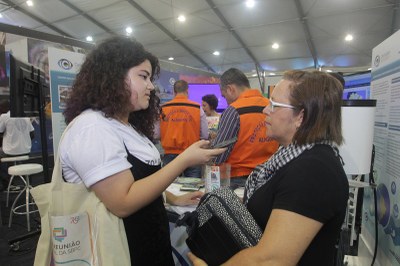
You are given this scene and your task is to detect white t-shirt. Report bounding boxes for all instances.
[60,109,161,188]
[0,111,34,155]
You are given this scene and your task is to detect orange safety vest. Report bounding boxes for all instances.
[160,95,201,154]
[227,89,279,177]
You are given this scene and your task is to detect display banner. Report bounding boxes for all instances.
[366,30,400,266]
[155,69,178,104]
[48,47,85,156]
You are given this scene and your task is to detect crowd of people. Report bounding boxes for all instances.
[7,36,348,266]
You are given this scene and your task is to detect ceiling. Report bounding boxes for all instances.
[0,0,398,75]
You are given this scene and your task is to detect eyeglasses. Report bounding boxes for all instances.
[268,99,295,112]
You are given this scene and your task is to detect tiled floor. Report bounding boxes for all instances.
[0,174,42,266]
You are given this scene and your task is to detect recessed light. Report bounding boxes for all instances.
[345,34,353,41]
[178,15,186,22]
[272,43,279,49]
[26,0,33,6]
[126,27,133,35]
[86,36,93,42]
[213,51,220,56]
[168,57,174,61]
[246,0,255,8]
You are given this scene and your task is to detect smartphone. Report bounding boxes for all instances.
[180,183,201,191]
[212,137,238,149]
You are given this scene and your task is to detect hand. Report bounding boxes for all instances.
[180,140,226,167]
[167,190,204,206]
[188,252,208,266]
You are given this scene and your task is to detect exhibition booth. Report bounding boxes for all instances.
[0,22,400,266]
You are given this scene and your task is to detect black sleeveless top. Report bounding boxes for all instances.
[123,150,174,266]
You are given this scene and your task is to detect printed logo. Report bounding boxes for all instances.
[374,55,380,67]
[70,215,80,224]
[58,58,73,70]
[169,77,176,85]
[53,227,68,242]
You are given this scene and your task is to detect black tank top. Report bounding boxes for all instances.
[123,149,174,266]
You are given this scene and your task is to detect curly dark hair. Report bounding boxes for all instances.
[202,94,218,110]
[63,36,160,138]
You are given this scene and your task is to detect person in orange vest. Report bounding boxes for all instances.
[160,80,209,178]
[213,68,279,188]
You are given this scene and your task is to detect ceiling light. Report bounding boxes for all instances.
[272,43,279,49]
[0,13,2,18]
[213,51,220,56]
[86,36,93,42]
[246,0,255,8]
[168,57,174,61]
[345,34,353,41]
[178,15,186,22]
[252,73,257,77]
[125,27,133,35]
[26,0,33,6]
[326,69,332,73]
[368,67,372,71]
[269,73,276,76]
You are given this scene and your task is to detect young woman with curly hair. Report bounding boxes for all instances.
[60,37,225,265]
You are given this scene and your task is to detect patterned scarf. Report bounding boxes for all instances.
[244,141,338,205]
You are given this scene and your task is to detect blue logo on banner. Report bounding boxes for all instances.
[58,59,73,70]
[374,55,380,67]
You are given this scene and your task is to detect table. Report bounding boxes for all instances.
[166,178,245,265]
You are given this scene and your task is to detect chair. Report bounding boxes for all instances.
[1,155,30,207]
[8,163,43,231]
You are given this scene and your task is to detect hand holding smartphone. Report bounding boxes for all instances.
[211,137,238,149]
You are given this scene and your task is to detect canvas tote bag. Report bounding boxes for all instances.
[31,121,130,265]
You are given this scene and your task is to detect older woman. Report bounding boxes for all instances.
[201,94,219,117]
[189,70,349,265]
[202,94,220,140]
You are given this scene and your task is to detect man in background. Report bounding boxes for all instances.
[213,68,279,187]
[0,100,35,190]
[160,80,208,178]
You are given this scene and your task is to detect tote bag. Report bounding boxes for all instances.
[31,122,130,265]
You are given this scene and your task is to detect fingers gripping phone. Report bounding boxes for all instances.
[211,137,238,149]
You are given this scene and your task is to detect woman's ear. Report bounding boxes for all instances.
[295,109,304,129]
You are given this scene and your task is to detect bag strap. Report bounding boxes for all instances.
[51,118,78,188]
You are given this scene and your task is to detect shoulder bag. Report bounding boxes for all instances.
[31,121,130,265]
[176,187,262,266]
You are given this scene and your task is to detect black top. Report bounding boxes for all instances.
[246,145,349,266]
[123,150,174,266]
